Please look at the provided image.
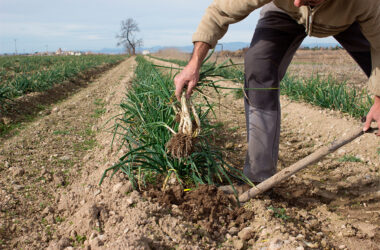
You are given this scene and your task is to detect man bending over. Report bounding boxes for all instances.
[174,0,380,187]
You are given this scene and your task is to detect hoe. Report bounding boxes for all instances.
[171,92,378,203]
[238,126,378,203]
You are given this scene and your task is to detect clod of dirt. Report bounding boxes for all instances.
[166,92,200,159]
[165,132,194,158]
[174,112,181,123]
[238,226,255,240]
[57,237,71,250]
[9,167,25,177]
[147,185,254,238]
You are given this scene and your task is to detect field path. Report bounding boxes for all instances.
[0,57,138,249]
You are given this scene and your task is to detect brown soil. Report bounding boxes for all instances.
[166,132,194,158]
[0,51,379,250]
[147,53,379,249]
[0,63,120,135]
[289,49,369,89]
[0,58,136,249]
[146,185,254,237]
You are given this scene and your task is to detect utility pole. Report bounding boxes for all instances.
[217,43,223,52]
[215,43,223,61]
[14,39,18,55]
[46,45,48,54]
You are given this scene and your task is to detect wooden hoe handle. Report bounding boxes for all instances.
[238,127,377,203]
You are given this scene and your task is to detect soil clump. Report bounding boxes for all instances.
[165,133,194,158]
[147,185,254,237]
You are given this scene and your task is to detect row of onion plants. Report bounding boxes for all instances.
[0,54,127,108]
[100,55,249,190]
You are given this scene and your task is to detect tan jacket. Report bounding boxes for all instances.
[192,0,380,96]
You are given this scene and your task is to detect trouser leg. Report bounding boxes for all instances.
[243,9,306,182]
[333,22,372,78]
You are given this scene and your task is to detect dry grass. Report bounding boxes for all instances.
[289,49,368,89]
[153,48,190,61]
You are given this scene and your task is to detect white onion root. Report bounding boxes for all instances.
[166,92,201,158]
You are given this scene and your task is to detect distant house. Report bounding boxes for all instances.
[55,49,83,56]
[142,50,150,55]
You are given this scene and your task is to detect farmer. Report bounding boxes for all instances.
[174,0,380,188]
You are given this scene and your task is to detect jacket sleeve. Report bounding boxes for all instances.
[192,0,272,48]
[358,1,380,96]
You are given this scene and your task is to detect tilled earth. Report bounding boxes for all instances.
[147,185,254,237]
[0,54,379,250]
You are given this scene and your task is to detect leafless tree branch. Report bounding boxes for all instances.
[116,18,143,55]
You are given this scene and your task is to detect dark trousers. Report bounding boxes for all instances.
[243,5,371,182]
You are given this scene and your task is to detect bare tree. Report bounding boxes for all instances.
[116,18,143,55]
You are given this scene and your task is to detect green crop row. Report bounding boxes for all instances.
[281,74,373,118]
[150,55,374,119]
[100,56,247,190]
[0,54,127,107]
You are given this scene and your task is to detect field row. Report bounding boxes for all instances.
[0,54,127,107]
[101,55,247,190]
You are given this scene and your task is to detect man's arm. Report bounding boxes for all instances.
[192,0,271,48]
[175,0,271,101]
[363,95,380,136]
[174,42,211,101]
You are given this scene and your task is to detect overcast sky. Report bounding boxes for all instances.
[0,0,335,53]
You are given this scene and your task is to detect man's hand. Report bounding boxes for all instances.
[174,42,210,101]
[363,95,380,136]
[174,61,200,101]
